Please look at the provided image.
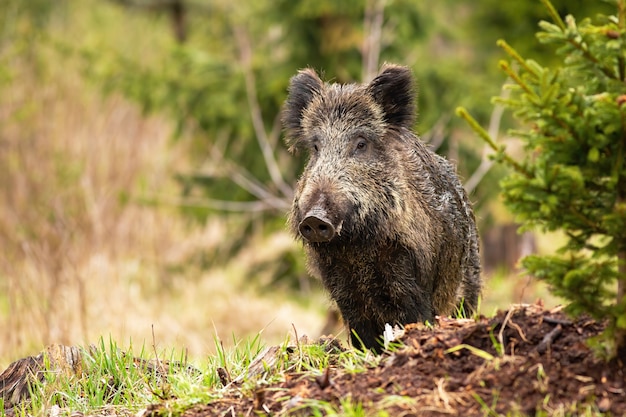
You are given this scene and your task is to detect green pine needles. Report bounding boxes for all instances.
[458,0,626,359]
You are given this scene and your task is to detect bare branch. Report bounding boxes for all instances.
[463,84,510,194]
[362,0,387,82]
[229,169,290,210]
[198,129,290,212]
[268,112,283,150]
[164,195,283,213]
[422,114,451,152]
[233,25,294,199]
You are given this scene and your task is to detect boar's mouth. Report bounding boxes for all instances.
[298,206,343,243]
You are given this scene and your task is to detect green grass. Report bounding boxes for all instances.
[2,326,616,417]
[292,397,377,417]
[23,339,173,416]
[0,333,389,417]
[472,390,608,417]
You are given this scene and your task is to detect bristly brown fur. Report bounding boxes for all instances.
[282,68,324,153]
[366,64,416,128]
[282,64,481,351]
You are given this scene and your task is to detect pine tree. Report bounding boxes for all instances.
[458,0,626,359]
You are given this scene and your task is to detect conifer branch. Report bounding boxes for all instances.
[497,40,540,78]
[455,107,531,178]
[539,0,566,31]
[498,61,535,98]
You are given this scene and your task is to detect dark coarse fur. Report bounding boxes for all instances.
[282,64,481,351]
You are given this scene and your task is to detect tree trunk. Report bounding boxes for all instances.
[615,0,626,364]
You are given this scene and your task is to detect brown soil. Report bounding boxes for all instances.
[2,304,624,416]
[171,304,625,416]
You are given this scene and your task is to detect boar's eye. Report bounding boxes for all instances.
[309,138,320,154]
[353,138,368,155]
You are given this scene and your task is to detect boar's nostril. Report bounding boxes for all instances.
[299,215,336,243]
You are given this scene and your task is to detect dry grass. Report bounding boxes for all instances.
[0,50,323,369]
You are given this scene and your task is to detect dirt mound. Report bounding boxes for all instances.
[181,304,625,416]
[2,304,624,416]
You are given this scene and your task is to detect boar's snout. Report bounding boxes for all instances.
[299,206,338,243]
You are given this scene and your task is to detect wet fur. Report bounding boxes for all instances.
[282,64,481,351]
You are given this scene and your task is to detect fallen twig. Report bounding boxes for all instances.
[536,324,563,354]
[498,308,515,356]
[543,317,573,326]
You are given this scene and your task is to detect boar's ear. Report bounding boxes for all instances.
[282,68,324,151]
[367,64,416,128]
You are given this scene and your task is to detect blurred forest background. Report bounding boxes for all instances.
[0,0,613,367]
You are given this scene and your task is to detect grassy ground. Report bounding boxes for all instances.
[3,305,620,417]
[0,27,325,369]
[2,333,360,416]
